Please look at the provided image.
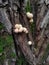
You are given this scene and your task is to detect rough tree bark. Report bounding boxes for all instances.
[0,0,49,65]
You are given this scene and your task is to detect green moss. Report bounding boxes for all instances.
[0,36,6,53]
[16,56,27,65]
[10,52,16,58]
[0,33,15,62]
[0,53,6,64]
[5,35,13,46]
[0,23,4,30]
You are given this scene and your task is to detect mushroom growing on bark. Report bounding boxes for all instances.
[14,24,28,34]
[26,12,33,19]
[23,27,28,33]
[29,19,33,23]
[28,41,32,46]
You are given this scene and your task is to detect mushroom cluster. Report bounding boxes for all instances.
[26,12,33,23]
[14,24,28,34]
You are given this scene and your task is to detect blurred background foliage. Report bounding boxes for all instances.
[0,22,16,64]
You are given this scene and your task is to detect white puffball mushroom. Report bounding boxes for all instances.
[19,24,22,28]
[23,27,28,33]
[18,27,23,32]
[28,41,32,45]
[29,19,33,23]
[15,24,22,29]
[14,28,19,33]
[15,24,20,29]
[14,24,28,33]
[26,12,33,19]
[23,27,27,32]
[25,30,28,34]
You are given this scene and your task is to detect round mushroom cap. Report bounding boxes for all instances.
[18,27,23,32]
[28,41,32,45]
[19,24,22,28]
[26,12,33,19]
[14,28,19,33]
[29,19,33,23]
[23,27,28,33]
[15,24,22,29]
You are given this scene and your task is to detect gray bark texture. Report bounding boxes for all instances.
[0,0,49,65]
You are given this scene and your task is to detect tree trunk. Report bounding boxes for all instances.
[0,0,49,65]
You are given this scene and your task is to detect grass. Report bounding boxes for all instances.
[25,0,31,12]
[0,23,4,30]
